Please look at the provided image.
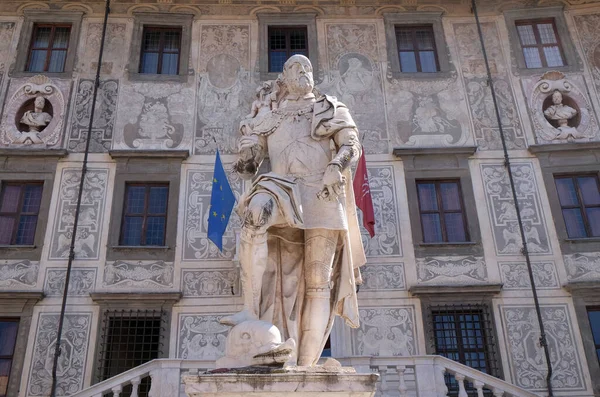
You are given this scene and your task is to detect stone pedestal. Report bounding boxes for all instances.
[182,366,379,397]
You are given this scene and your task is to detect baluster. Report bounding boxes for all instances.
[130,376,142,397]
[396,365,408,397]
[454,373,468,397]
[473,380,485,397]
[492,388,505,397]
[379,366,389,395]
[434,364,448,397]
[112,385,123,397]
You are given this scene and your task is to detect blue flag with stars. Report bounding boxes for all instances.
[208,150,236,252]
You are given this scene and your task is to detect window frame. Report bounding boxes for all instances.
[394,24,440,73]
[139,26,182,75]
[504,7,582,74]
[119,182,170,247]
[257,12,318,81]
[0,318,20,397]
[416,179,470,243]
[554,173,600,239]
[587,307,600,367]
[267,26,309,73]
[11,10,83,78]
[383,12,452,79]
[514,18,566,69]
[26,23,72,73]
[0,181,43,246]
[127,12,193,82]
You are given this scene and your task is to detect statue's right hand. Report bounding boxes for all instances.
[239,135,260,151]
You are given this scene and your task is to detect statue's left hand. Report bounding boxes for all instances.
[318,164,346,202]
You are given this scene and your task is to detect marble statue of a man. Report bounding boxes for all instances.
[543,90,583,139]
[17,96,51,144]
[224,55,366,367]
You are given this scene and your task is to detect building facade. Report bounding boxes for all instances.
[0,0,600,395]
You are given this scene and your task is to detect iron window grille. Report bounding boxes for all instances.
[27,24,71,73]
[0,182,43,245]
[120,183,169,246]
[268,26,308,73]
[416,179,469,243]
[0,319,19,397]
[139,26,182,75]
[587,308,600,365]
[97,309,167,397]
[426,304,500,396]
[395,25,439,73]
[554,174,600,238]
[515,19,565,69]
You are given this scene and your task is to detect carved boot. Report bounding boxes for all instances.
[297,289,331,366]
[220,231,268,326]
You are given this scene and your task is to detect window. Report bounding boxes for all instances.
[139,27,181,75]
[97,309,165,397]
[0,182,43,246]
[26,24,71,73]
[430,305,499,395]
[416,180,468,243]
[588,309,600,365]
[395,25,439,73]
[268,26,308,73]
[555,175,600,238]
[0,319,19,397]
[515,19,565,69]
[120,183,169,246]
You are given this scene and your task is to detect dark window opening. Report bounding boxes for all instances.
[322,335,331,358]
[0,319,19,397]
[554,174,600,238]
[429,304,499,396]
[587,308,600,365]
[97,309,166,397]
[395,25,439,73]
[139,27,181,75]
[268,26,308,73]
[416,180,469,243]
[120,183,169,246]
[27,24,71,73]
[0,182,43,245]
[515,19,565,69]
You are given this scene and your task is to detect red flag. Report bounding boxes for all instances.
[353,151,375,238]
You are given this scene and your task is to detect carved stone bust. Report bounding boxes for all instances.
[18,96,52,143]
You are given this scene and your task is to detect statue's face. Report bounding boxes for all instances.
[283,55,314,96]
[552,91,562,105]
[34,96,45,109]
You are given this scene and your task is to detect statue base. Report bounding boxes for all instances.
[182,365,379,397]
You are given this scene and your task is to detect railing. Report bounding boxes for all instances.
[71,356,540,397]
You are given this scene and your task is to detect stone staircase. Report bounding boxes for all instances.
[70,356,540,397]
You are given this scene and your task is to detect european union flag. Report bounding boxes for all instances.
[208,150,236,252]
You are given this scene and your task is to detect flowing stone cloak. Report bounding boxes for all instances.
[237,95,367,364]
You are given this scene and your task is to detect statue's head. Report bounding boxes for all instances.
[34,96,45,110]
[282,54,314,96]
[552,90,563,105]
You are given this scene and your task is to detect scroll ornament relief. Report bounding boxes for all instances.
[564,252,600,281]
[178,314,229,359]
[45,268,96,296]
[0,75,66,147]
[354,307,416,356]
[104,260,174,288]
[499,262,559,289]
[0,23,15,86]
[359,264,406,291]
[49,169,108,260]
[182,169,242,261]
[573,14,600,94]
[182,269,238,296]
[530,71,598,142]
[417,256,487,284]
[0,260,39,288]
[481,163,550,255]
[501,305,585,391]
[27,313,92,396]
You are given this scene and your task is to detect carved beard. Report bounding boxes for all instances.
[285,74,314,95]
